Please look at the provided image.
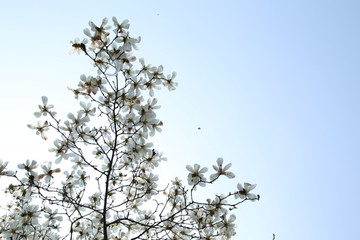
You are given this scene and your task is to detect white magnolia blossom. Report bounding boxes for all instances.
[49,137,72,163]
[235,182,258,200]
[70,38,88,54]
[39,161,61,184]
[17,159,38,176]
[210,157,235,181]
[0,17,257,240]
[112,17,129,33]
[218,214,237,238]
[27,120,49,140]
[0,159,14,176]
[79,101,96,116]
[186,163,208,186]
[67,112,90,127]
[34,96,56,117]
[43,209,63,226]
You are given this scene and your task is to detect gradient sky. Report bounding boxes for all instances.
[0,1,359,239]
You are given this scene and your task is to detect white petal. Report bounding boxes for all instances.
[216,157,223,166]
[244,183,257,191]
[225,172,235,178]
[223,163,232,171]
[247,193,257,200]
[228,214,236,221]
[186,165,193,172]
[210,173,219,181]
[41,96,48,105]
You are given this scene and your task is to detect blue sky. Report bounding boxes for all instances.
[0,1,359,239]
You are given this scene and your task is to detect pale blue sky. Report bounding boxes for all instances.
[0,1,359,239]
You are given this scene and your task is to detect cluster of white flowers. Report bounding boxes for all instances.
[0,17,258,240]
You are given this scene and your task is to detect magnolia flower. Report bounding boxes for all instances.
[70,38,88,54]
[189,209,207,227]
[186,164,208,186]
[210,157,235,181]
[89,192,102,206]
[134,139,154,158]
[0,221,21,238]
[136,210,155,225]
[112,17,129,33]
[89,18,110,34]
[84,18,110,48]
[149,120,163,137]
[202,228,216,240]
[59,120,73,134]
[206,194,228,218]
[163,72,178,91]
[73,170,89,187]
[144,79,162,97]
[34,96,56,117]
[125,36,141,51]
[139,58,157,78]
[218,214,237,238]
[0,159,14,176]
[39,162,61,184]
[92,145,109,160]
[235,182,257,200]
[71,155,86,170]
[43,209,63,226]
[75,126,95,141]
[17,159,38,176]
[49,138,71,163]
[67,112,90,127]
[78,74,105,94]
[79,101,96,116]
[142,150,161,169]
[20,205,41,225]
[135,104,156,123]
[27,120,49,140]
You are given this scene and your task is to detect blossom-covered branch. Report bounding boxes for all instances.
[0,17,258,240]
